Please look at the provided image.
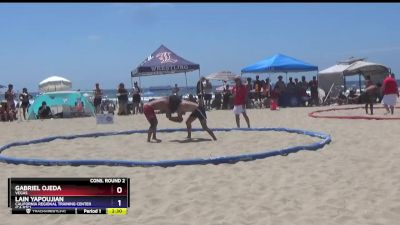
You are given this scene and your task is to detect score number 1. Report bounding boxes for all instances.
[114,186,124,207]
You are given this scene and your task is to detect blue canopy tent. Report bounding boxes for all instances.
[241,53,318,82]
[131,45,200,94]
[242,53,319,107]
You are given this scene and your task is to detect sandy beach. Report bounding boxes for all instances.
[1,104,400,225]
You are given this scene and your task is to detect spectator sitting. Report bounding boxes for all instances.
[38,101,52,119]
[337,92,347,105]
[188,94,197,103]
[74,98,84,117]
[0,102,9,121]
[347,89,360,104]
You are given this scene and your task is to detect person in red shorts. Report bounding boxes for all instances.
[143,95,217,142]
[232,76,251,128]
[381,73,399,115]
[143,95,183,142]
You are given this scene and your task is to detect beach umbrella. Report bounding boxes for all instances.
[39,76,72,93]
[206,70,238,81]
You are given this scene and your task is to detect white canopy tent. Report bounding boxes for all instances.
[343,61,389,83]
[39,76,72,93]
[318,58,390,97]
[205,70,238,81]
[215,85,234,93]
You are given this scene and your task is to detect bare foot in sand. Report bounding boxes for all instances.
[152,138,162,143]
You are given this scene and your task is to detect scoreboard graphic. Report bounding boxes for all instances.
[8,178,130,215]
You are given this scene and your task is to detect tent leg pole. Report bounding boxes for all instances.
[139,76,143,102]
[286,72,288,83]
[358,74,362,93]
[185,72,188,95]
[343,75,346,93]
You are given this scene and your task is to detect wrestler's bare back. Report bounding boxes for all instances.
[145,97,199,116]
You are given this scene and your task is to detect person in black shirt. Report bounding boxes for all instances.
[253,75,263,107]
[132,82,142,114]
[222,84,232,109]
[286,77,297,107]
[19,88,33,120]
[309,76,319,106]
[38,101,52,119]
[93,83,103,114]
[196,77,206,100]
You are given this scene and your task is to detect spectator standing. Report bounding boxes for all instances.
[132,81,142,114]
[196,77,206,100]
[93,83,103,114]
[204,79,213,110]
[117,83,129,115]
[19,88,33,120]
[309,76,319,106]
[5,84,16,121]
[232,76,251,128]
[381,73,399,115]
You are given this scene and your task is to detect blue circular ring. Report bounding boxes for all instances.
[0,128,331,167]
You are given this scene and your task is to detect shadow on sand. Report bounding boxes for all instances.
[170,138,212,144]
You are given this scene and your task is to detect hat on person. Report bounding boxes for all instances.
[278,75,283,79]
[234,75,241,81]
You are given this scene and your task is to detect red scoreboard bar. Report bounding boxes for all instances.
[8,178,130,215]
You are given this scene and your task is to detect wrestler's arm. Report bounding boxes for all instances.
[166,113,183,122]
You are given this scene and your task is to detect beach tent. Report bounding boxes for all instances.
[318,63,352,96]
[206,71,238,81]
[131,44,200,91]
[39,76,72,93]
[343,60,389,82]
[27,91,95,120]
[241,53,318,82]
[318,58,390,96]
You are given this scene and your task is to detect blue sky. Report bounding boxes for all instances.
[1,3,399,91]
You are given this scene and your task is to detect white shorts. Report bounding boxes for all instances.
[233,105,246,115]
[382,94,398,106]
